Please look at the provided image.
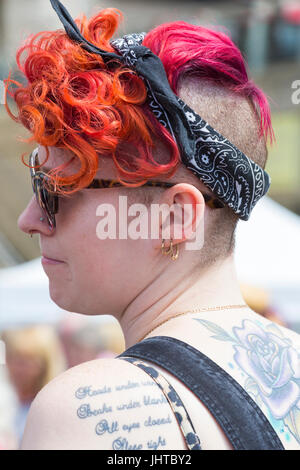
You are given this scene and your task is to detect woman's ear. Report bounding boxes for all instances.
[154,183,206,248]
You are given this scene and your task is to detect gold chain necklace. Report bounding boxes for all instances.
[138,304,248,343]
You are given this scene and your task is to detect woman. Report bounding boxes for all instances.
[0,365,18,450]
[4,0,300,450]
[57,315,125,368]
[1,326,65,444]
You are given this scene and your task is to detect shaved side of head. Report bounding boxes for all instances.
[176,77,269,267]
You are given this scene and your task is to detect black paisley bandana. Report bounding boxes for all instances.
[50,0,271,221]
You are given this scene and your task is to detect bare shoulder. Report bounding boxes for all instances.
[20,357,186,450]
[242,310,300,345]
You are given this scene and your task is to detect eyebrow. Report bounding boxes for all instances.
[33,150,45,172]
[38,165,50,173]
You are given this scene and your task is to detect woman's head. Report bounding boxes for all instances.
[1,326,66,401]
[5,6,273,317]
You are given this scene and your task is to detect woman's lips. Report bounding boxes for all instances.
[41,255,65,265]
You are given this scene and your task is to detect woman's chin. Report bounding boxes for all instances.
[48,283,75,312]
[48,284,93,315]
[48,279,114,316]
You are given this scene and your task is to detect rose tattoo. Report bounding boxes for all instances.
[194,318,300,443]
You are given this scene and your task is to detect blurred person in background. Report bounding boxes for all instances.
[1,326,66,444]
[4,0,300,450]
[57,315,125,368]
[0,366,18,450]
[240,283,286,326]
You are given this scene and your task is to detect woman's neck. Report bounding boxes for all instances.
[118,255,246,349]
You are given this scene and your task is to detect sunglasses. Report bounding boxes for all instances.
[29,148,225,230]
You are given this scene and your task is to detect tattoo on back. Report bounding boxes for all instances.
[74,378,171,449]
[193,317,300,445]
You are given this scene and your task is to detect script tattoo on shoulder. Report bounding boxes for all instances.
[193,317,300,445]
[74,379,171,449]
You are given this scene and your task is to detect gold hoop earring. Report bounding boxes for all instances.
[161,238,172,256]
[169,240,179,261]
[161,239,179,260]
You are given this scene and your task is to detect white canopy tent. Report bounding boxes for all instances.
[0,257,64,328]
[235,196,300,288]
[0,257,114,329]
[0,196,299,329]
[234,196,300,326]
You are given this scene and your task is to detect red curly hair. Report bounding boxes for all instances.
[4,7,273,196]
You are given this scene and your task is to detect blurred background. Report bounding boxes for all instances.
[0,0,300,449]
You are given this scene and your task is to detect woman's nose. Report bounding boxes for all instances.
[18,196,53,235]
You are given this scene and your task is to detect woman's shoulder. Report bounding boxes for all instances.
[21,312,300,450]
[20,356,188,450]
[146,308,300,375]
[145,309,300,450]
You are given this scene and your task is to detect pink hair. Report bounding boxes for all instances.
[144,21,274,143]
